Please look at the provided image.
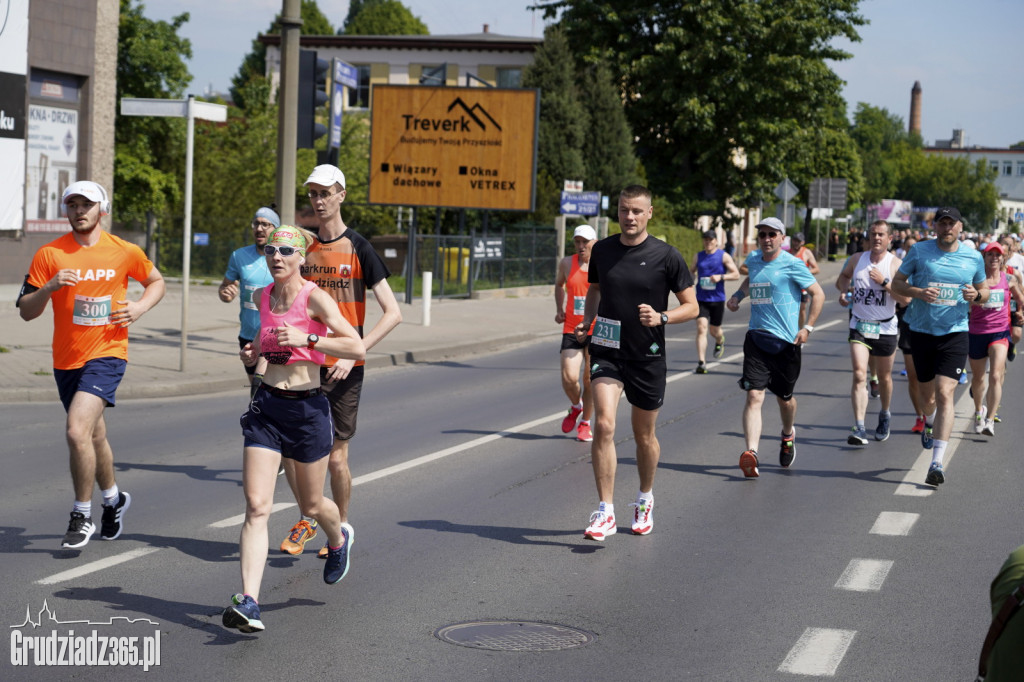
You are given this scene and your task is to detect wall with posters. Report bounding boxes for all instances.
[0,0,118,284]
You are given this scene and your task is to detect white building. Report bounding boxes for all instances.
[925,130,1024,230]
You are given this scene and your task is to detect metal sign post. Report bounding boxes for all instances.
[120,96,228,371]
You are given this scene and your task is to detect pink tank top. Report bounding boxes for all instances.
[259,280,327,365]
[969,272,1010,335]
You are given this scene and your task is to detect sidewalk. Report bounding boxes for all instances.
[0,254,845,404]
[0,282,562,403]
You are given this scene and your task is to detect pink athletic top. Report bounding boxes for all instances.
[969,272,1011,335]
[258,280,327,365]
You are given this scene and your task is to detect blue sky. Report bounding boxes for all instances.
[147,0,1023,148]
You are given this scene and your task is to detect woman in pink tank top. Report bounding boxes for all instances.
[967,242,1024,436]
[223,226,364,634]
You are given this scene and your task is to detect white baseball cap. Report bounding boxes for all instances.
[573,224,597,241]
[62,180,106,204]
[304,165,346,189]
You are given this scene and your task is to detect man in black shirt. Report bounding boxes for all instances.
[575,185,698,540]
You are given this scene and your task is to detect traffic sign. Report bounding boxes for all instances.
[774,178,799,203]
[333,59,358,89]
[560,191,600,216]
[808,177,848,210]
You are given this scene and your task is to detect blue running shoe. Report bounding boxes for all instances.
[222,594,264,633]
[921,424,934,450]
[324,522,354,584]
[925,462,945,486]
[874,412,891,441]
[958,371,969,385]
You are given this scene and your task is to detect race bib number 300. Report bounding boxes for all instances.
[73,294,112,326]
[591,316,621,349]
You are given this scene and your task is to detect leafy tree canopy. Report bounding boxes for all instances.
[115,0,193,218]
[343,0,429,35]
[533,0,866,226]
[230,0,334,111]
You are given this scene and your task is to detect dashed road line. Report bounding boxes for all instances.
[36,548,161,585]
[778,627,857,676]
[834,558,894,592]
[870,511,920,536]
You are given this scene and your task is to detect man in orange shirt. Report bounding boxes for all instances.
[554,224,597,442]
[17,181,165,549]
[789,232,820,330]
[277,165,402,575]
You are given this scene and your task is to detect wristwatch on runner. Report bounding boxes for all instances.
[660,312,669,326]
[307,333,319,349]
[803,325,814,334]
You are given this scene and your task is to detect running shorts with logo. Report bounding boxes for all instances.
[739,330,801,400]
[241,387,333,463]
[53,357,127,411]
[590,356,666,411]
[909,330,968,382]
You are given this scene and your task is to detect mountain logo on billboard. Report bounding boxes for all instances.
[447,97,501,132]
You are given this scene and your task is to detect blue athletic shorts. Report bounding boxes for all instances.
[53,357,127,412]
[968,330,1011,360]
[241,388,334,463]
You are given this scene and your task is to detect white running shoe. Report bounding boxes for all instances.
[584,511,616,541]
[629,498,653,535]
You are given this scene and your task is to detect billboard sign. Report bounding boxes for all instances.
[368,85,538,211]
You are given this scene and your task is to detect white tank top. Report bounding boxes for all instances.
[849,251,898,336]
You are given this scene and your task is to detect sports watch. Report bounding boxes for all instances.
[306,333,319,350]
[660,312,669,325]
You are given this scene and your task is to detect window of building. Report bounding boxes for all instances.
[1004,161,1013,176]
[991,162,999,174]
[346,65,371,109]
[1017,161,1024,176]
[496,68,522,88]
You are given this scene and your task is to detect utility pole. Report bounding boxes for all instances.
[275,0,302,224]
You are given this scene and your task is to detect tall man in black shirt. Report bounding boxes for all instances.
[575,186,698,540]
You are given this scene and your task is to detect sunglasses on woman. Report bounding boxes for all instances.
[264,244,301,257]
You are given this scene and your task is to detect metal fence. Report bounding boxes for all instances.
[409,224,556,298]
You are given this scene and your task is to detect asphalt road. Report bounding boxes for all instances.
[1,303,1021,680]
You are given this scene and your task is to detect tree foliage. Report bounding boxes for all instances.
[849,103,914,205]
[343,0,428,35]
[230,0,334,111]
[521,25,586,223]
[114,0,193,219]
[578,58,641,202]
[533,0,866,226]
[897,156,998,229]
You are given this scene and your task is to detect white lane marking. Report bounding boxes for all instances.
[834,558,894,592]
[779,627,857,676]
[37,548,161,585]
[870,511,920,536]
[894,387,975,496]
[206,320,843,528]
[208,501,297,529]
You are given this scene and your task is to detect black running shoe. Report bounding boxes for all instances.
[780,432,796,467]
[61,512,96,548]
[100,492,131,540]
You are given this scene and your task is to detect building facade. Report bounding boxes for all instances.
[0,0,119,283]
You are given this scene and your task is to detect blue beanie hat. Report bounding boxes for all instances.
[253,206,281,228]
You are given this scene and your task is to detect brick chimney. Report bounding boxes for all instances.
[483,24,489,33]
[909,81,922,137]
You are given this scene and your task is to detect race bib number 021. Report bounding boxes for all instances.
[750,282,772,305]
[73,294,112,326]
[591,316,621,349]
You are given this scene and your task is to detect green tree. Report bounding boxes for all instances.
[534,0,866,226]
[849,103,914,205]
[115,0,192,220]
[897,155,998,229]
[343,0,428,35]
[230,0,334,111]
[578,58,640,201]
[521,25,586,222]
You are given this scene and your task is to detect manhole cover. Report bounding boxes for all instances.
[435,620,595,652]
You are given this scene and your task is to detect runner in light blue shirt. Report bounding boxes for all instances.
[892,206,989,488]
[219,206,278,384]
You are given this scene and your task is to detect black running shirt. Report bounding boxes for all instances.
[587,234,692,361]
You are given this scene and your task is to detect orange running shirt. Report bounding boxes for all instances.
[302,228,390,367]
[27,231,154,370]
[562,254,595,335]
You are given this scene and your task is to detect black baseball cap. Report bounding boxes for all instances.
[934,207,962,223]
